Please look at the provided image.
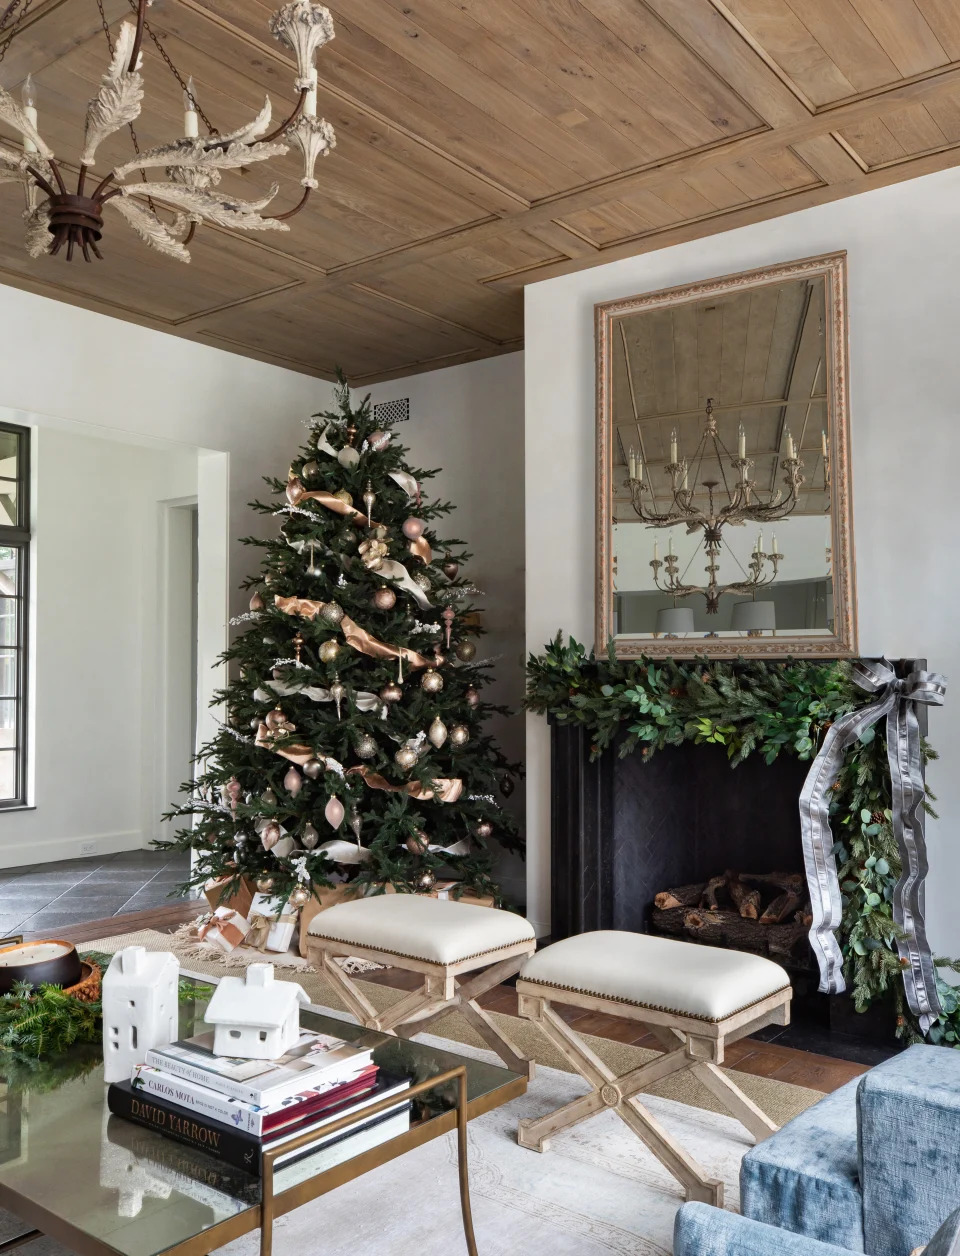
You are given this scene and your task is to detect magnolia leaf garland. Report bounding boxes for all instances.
[81,22,144,166]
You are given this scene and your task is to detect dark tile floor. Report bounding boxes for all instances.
[0,849,199,938]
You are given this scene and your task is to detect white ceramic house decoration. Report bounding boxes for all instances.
[203,963,309,1059]
[102,946,179,1084]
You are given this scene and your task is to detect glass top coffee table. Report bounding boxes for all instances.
[0,974,527,1256]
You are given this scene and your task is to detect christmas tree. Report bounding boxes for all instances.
[160,376,523,908]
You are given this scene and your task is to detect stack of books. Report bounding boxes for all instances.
[107,1029,410,1177]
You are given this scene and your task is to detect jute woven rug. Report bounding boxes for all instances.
[86,928,821,1128]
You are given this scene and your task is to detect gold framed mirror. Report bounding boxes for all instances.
[596,252,856,659]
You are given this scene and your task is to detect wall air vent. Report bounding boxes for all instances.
[373,398,410,425]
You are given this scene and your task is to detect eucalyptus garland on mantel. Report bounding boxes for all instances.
[525,634,958,1046]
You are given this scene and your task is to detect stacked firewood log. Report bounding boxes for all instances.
[651,871,812,966]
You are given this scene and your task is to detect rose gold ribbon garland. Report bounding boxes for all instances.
[286,475,432,562]
[274,594,325,621]
[347,765,463,803]
[255,722,320,767]
[274,599,431,671]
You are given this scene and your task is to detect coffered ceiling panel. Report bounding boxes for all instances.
[2,0,960,382]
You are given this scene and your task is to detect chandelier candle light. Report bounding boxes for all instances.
[0,0,337,262]
[626,399,804,614]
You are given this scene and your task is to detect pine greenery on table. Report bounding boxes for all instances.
[159,374,522,905]
[525,634,958,1045]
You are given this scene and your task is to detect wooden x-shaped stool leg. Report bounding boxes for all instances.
[517,996,724,1205]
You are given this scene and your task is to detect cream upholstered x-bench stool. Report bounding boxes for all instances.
[515,931,792,1206]
[305,895,538,1079]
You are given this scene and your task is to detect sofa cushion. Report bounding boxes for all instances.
[518,931,790,1022]
[305,894,535,965]
[675,1202,856,1256]
[740,1075,864,1252]
[859,1044,960,1256]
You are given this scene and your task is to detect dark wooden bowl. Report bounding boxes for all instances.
[0,939,83,994]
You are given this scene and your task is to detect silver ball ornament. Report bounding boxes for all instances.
[321,601,345,626]
[337,446,361,470]
[288,883,311,909]
[412,571,432,592]
[449,724,470,747]
[303,758,324,780]
[355,734,378,759]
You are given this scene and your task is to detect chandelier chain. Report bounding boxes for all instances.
[0,0,34,65]
[125,0,219,136]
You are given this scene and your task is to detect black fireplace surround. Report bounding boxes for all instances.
[548,659,925,1052]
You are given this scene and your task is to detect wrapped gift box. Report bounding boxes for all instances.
[202,875,255,919]
[197,907,250,954]
[246,892,300,954]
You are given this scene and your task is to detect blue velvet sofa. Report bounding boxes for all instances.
[673,1044,960,1256]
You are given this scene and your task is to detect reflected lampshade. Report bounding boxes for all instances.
[731,600,776,632]
[655,607,695,635]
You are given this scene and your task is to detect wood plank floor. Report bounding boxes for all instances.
[43,905,867,1095]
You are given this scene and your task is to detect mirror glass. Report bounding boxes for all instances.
[598,258,855,656]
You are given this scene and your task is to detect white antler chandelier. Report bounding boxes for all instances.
[0,0,336,263]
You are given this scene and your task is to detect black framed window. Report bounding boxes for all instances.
[0,424,29,807]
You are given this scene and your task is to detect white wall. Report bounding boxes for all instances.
[0,284,331,865]
[363,353,526,903]
[525,165,960,950]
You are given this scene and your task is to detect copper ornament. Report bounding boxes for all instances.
[265,706,288,732]
[394,745,418,770]
[249,590,265,612]
[345,424,358,447]
[428,716,448,748]
[455,641,477,662]
[324,796,345,829]
[303,758,324,780]
[380,683,403,704]
[368,430,390,452]
[449,724,470,747]
[465,687,480,707]
[256,874,276,893]
[288,883,311,909]
[301,822,320,849]
[355,734,377,759]
[421,668,444,694]
[441,558,459,580]
[405,828,430,855]
[286,475,304,505]
[373,586,397,610]
[261,822,282,851]
[319,640,340,663]
[292,632,304,664]
[475,820,494,839]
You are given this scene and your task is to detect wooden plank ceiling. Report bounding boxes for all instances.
[1,0,960,383]
[611,277,829,522]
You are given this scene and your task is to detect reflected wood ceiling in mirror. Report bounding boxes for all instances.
[2,0,960,383]
[611,276,830,520]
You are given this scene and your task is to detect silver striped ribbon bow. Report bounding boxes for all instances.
[799,659,947,1030]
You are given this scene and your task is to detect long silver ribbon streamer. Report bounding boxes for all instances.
[799,659,947,1029]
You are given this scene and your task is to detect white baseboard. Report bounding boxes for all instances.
[0,830,145,870]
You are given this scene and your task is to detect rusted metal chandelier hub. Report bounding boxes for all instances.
[47,193,104,260]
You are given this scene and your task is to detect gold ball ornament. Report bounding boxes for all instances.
[288,883,311,909]
[417,870,437,892]
[380,683,403,703]
[337,446,360,470]
[373,587,397,610]
[455,641,477,662]
[303,758,324,780]
[321,601,345,626]
[249,590,265,612]
[256,874,276,893]
[333,489,353,506]
[449,724,470,747]
[302,459,319,478]
[355,734,378,760]
[475,820,494,840]
[421,668,444,694]
[465,687,480,707]
[394,745,418,771]
[319,640,340,663]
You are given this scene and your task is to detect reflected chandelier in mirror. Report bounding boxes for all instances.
[595,253,856,659]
